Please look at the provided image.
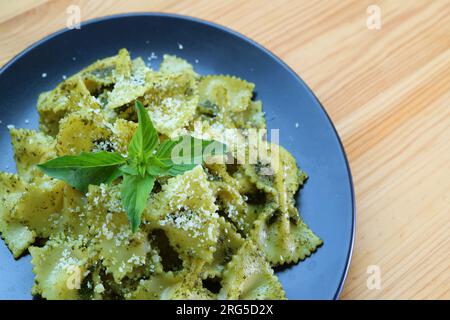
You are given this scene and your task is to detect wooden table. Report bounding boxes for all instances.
[0,0,448,300]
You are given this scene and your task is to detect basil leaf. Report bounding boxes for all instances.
[104,166,123,185]
[156,136,227,176]
[120,164,139,176]
[38,151,126,192]
[146,157,172,176]
[128,101,159,161]
[167,163,198,176]
[36,100,230,233]
[121,173,155,233]
[155,139,179,163]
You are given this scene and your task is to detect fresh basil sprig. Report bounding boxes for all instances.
[38,101,227,232]
[37,151,126,193]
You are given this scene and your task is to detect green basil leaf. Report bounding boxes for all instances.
[155,139,179,163]
[146,157,172,176]
[121,173,155,232]
[128,101,159,161]
[104,166,124,185]
[38,151,126,192]
[120,164,139,176]
[156,136,227,176]
[167,163,198,176]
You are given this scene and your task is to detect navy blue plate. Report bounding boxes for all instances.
[0,13,354,300]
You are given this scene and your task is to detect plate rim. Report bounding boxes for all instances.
[0,12,355,300]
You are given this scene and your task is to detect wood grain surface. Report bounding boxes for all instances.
[0,0,449,300]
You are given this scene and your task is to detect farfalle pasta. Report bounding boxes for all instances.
[0,49,322,299]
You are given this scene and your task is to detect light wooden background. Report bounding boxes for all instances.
[0,0,448,300]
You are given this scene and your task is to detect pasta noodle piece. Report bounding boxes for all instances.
[198,75,255,114]
[231,100,266,129]
[145,260,212,299]
[212,180,249,232]
[85,184,155,283]
[160,54,198,78]
[157,208,219,263]
[74,249,163,300]
[0,173,36,258]
[242,142,307,210]
[37,76,100,136]
[276,145,308,200]
[0,172,89,257]
[132,268,214,300]
[204,163,258,232]
[0,223,36,259]
[0,171,66,240]
[132,271,181,299]
[143,72,198,138]
[243,162,276,196]
[230,165,258,194]
[107,118,137,156]
[251,206,323,266]
[106,57,153,109]
[195,75,266,134]
[10,176,65,238]
[205,163,278,236]
[53,184,89,236]
[29,236,92,300]
[201,217,244,279]
[146,166,220,262]
[218,241,286,300]
[56,109,112,155]
[9,128,57,181]
[80,48,132,95]
[249,144,321,265]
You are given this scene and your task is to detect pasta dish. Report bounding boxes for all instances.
[0,49,322,299]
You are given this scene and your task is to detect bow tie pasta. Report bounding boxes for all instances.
[0,49,322,300]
